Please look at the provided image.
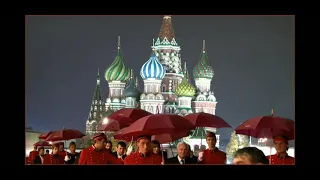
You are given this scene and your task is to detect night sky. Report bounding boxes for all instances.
[26,15,294,139]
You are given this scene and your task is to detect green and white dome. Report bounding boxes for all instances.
[105,36,131,82]
[193,40,214,79]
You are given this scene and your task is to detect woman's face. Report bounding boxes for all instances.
[152,146,160,154]
[105,143,112,150]
[52,147,58,155]
[69,144,76,152]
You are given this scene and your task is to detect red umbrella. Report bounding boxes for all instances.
[45,129,86,142]
[235,115,295,140]
[184,112,231,128]
[113,114,195,138]
[33,141,51,147]
[109,108,152,126]
[152,131,192,144]
[38,132,52,140]
[98,119,120,131]
[114,127,137,142]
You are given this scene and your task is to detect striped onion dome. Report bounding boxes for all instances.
[193,40,214,79]
[175,63,195,97]
[105,36,131,82]
[140,53,166,80]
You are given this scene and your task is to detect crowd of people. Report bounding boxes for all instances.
[26,132,294,165]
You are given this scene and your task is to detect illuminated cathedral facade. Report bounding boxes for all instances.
[85,16,219,148]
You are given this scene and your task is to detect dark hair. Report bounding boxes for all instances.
[151,140,160,148]
[106,140,112,147]
[45,150,49,153]
[234,147,269,164]
[38,146,44,151]
[187,144,191,151]
[69,141,76,147]
[117,141,126,148]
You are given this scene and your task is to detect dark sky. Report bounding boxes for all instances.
[26,15,294,139]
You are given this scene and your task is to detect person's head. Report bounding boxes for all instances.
[206,132,217,149]
[69,142,76,153]
[186,144,192,156]
[137,135,151,154]
[93,133,107,150]
[233,147,269,165]
[59,142,64,151]
[52,144,59,155]
[45,150,49,154]
[177,142,188,159]
[105,141,112,150]
[38,146,45,156]
[151,140,161,154]
[116,141,126,155]
[273,136,289,154]
[33,146,37,151]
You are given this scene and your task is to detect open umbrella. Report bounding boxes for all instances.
[109,108,152,126]
[113,114,195,138]
[152,131,192,144]
[235,114,295,140]
[45,129,86,142]
[98,119,121,131]
[38,132,52,140]
[33,141,51,147]
[184,112,231,128]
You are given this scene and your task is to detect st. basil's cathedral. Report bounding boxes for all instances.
[85,15,220,150]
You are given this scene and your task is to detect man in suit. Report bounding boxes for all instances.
[112,141,127,160]
[32,146,45,164]
[166,142,193,164]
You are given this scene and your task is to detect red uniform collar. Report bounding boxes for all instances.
[207,148,218,153]
[276,152,289,159]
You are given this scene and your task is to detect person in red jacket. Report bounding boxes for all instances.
[28,146,38,164]
[266,136,295,165]
[124,135,162,165]
[78,133,123,165]
[198,132,226,164]
[43,143,65,164]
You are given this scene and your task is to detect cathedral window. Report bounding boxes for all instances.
[94,106,97,110]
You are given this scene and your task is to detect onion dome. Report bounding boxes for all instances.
[124,70,142,99]
[140,52,166,80]
[193,40,214,79]
[175,62,195,97]
[105,36,131,82]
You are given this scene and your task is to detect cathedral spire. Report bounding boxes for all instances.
[97,68,100,85]
[117,36,121,50]
[135,77,139,89]
[158,15,175,42]
[202,40,206,52]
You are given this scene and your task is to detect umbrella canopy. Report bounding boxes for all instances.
[114,128,137,142]
[33,141,51,147]
[184,112,231,128]
[38,132,52,140]
[114,114,195,138]
[109,108,152,126]
[235,116,295,140]
[151,131,192,144]
[45,129,86,142]
[98,119,121,131]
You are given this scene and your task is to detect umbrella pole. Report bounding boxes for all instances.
[200,128,203,146]
[160,144,165,165]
